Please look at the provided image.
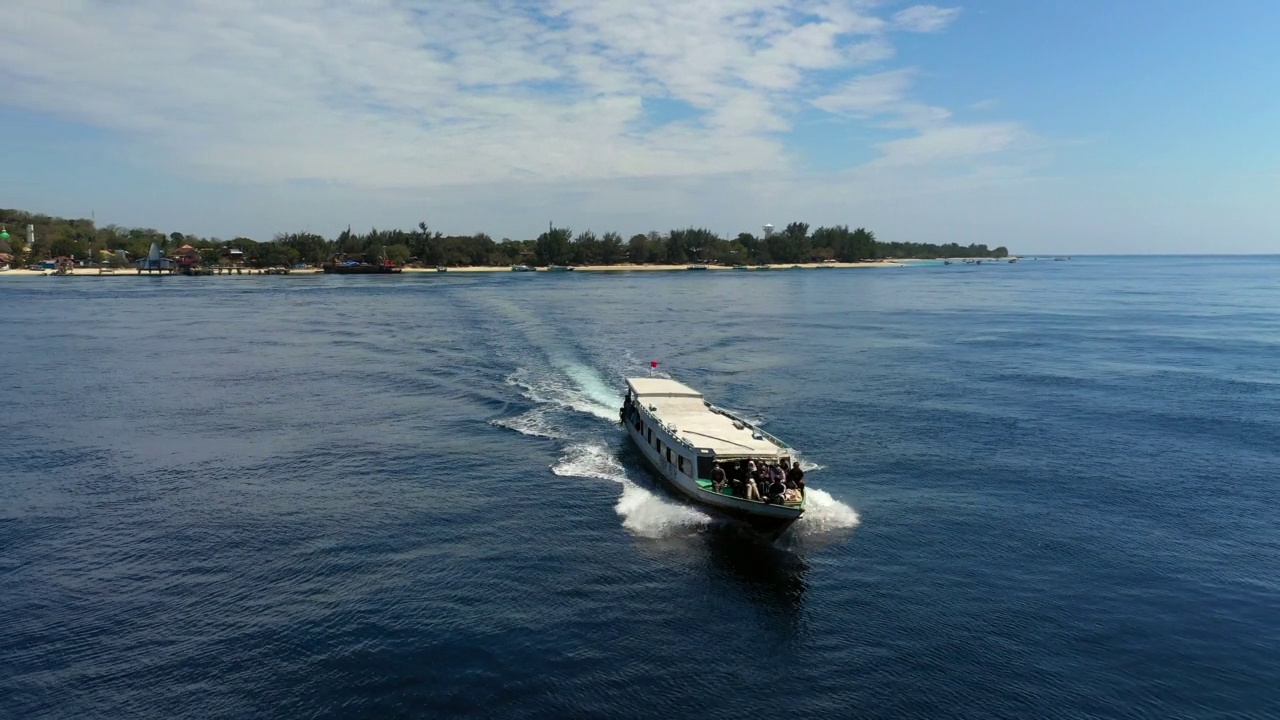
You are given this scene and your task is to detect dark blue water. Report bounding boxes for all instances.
[2,257,1278,719]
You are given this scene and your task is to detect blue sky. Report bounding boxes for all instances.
[1,0,1276,253]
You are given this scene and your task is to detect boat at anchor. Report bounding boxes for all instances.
[619,377,805,538]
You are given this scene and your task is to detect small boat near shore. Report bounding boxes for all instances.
[619,377,805,538]
[322,248,401,274]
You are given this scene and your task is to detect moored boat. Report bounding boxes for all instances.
[620,377,805,538]
[322,248,402,274]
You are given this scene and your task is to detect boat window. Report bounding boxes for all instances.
[666,448,672,464]
[647,428,652,443]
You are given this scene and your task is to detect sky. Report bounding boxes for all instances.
[0,0,1276,253]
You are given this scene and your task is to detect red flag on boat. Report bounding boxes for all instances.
[651,360,659,368]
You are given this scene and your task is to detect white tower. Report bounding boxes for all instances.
[762,224,774,237]
[26,224,34,250]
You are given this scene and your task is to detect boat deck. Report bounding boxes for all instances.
[626,378,784,457]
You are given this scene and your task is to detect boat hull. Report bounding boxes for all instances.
[623,417,802,539]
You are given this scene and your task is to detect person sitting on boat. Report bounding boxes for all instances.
[710,462,726,492]
[786,461,805,493]
[743,471,762,501]
[620,393,632,423]
[766,474,787,504]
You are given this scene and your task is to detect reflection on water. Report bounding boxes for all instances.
[702,524,809,616]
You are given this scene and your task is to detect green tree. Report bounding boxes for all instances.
[599,232,624,264]
[572,230,600,265]
[535,226,573,266]
[385,243,411,265]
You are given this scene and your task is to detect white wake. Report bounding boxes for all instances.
[553,442,710,538]
[496,358,858,541]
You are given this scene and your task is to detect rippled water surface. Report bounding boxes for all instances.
[3,257,1278,719]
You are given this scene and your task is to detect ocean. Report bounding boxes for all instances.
[2,257,1277,719]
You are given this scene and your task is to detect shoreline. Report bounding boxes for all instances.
[0,260,927,277]
[0,257,1026,278]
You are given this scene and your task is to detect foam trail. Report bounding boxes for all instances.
[506,365,618,422]
[491,407,568,441]
[552,442,710,538]
[793,488,860,534]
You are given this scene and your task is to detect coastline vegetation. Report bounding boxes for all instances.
[0,209,1009,269]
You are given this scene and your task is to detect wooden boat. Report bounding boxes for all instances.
[620,378,804,538]
[323,248,401,274]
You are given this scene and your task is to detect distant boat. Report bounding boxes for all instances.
[944,260,952,265]
[686,264,709,271]
[733,264,749,270]
[755,264,772,270]
[547,265,574,272]
[436,266,448,272]
[790,264,803,269]
[511,264,535,272]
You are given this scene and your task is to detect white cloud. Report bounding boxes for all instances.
[892,5,963,33]
[811,68,951,127]
[0,0,1041,240]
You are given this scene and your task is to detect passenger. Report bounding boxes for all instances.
[770,462,785,487]
[767,474,787,504]
[787,461,805,493]
[711,462,726,492]
[744,471,762,501]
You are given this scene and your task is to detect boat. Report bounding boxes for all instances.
[511,264,535,272]
[436,266,448,272]
[943,260,952,265]
[755,264,772,270]
[686,264,709,271]
[732,264,749,270]
[547,265,574,272]
[619,377,805,538]
[322,248,402,274]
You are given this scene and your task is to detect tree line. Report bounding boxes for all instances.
[0,210,1008,269]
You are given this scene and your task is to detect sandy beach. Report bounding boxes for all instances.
[1,260,916,278]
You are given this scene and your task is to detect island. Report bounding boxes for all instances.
[0,209,1010,276]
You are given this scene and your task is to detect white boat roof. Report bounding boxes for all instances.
[626,377,787,457]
